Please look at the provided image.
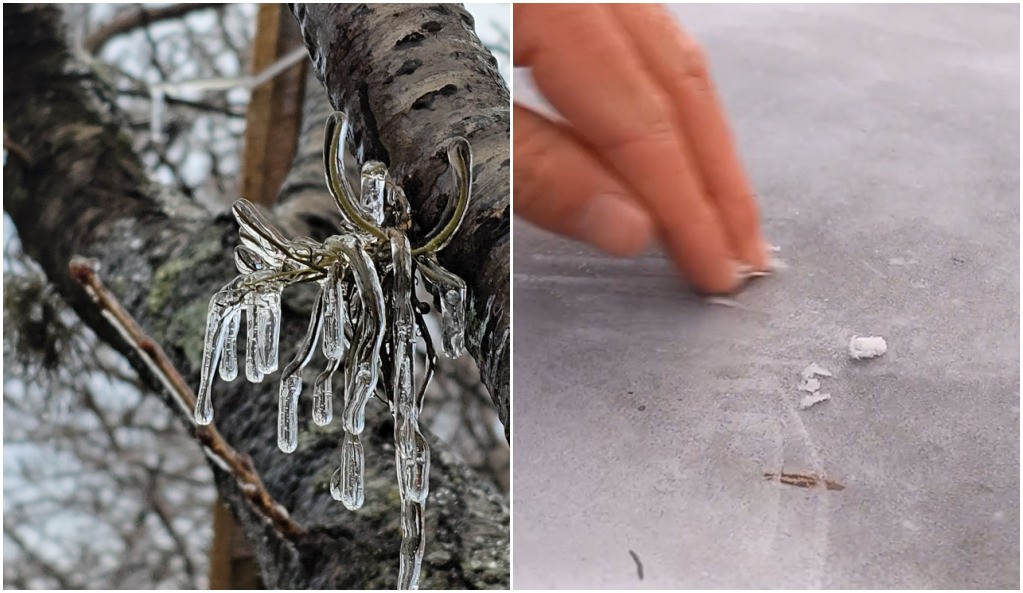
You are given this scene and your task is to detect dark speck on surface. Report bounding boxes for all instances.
[628,549,644,580]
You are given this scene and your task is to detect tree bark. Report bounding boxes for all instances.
[3,4,508,589]
[292,3,511,435]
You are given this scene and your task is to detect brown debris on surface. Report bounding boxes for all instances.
[763,471,846,491]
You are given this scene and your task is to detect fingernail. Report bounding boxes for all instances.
[574,193,653,256]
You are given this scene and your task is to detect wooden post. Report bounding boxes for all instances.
[239,3,307,207]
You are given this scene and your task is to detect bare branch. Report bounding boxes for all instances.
[84,3,225,54]
[69,257,307,541]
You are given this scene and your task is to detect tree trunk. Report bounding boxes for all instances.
[3,4,508,589]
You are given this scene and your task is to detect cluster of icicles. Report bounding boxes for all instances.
[195,111,472,590]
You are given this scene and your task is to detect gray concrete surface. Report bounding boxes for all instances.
[512,5,1019,589]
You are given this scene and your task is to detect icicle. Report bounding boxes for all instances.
[278,375,301,453]
[396,418,431,503]
[218,308,241,381]
[312,355,340,426]
[244,292,264,383]
[397,499,426,590]
[321,261,345,361]
[360,160,387,227]
[196,282,244,425]
[417,255,467,358]
[277,290,325,453]
[256,285,282,373]
[389,230,429,590]
[330,431,365,510]
[389,231,427,493]
[389,233,417,417]
[337,237,385,435]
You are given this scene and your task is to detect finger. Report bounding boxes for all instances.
[611,4,768,269]
[514,104,653,257]
[515,4,738,293]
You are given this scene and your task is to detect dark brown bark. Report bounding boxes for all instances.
[3,4,508,589]
[291,3,511,436]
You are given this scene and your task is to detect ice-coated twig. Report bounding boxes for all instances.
[278,289,325,453]
[337,237,386,435]
[389,230,430,588]
[193,111,474,590]
[243,292,264,383]
[68,257,306,540]
[321,261,346,361]
[312,355,341,427]
[413,137,472,256]
[196,280,245,425]
[323,111,386,240]
[411,297,437,410]
[418,255,466,358]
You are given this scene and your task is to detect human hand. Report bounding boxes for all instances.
[513,4,769,294]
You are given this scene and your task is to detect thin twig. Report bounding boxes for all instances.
[69,256,307,539]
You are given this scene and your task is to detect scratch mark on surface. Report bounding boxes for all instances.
[783,405,832,588]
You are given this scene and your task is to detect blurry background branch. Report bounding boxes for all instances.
[4,3,509,589]
[84,3,225,54]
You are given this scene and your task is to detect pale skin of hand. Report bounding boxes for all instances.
[513,4,769,294]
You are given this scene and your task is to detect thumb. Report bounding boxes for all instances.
[513,104,653,257]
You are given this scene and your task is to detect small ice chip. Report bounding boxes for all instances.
[849,336,888,359]
[798,377,821,392]
[801,363,833,379]
[705,296,742,308]
[800,392,831,410]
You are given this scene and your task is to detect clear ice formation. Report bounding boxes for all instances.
[218,308,241,382]
[194,111,474,590]
[360,160,387,226]
[277,289,324,453]
[849,335,887,360]
[390,230,429,588]
[418,255,466,358]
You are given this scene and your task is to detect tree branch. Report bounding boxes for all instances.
[69,257,307,540]
[83,3,225,54]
